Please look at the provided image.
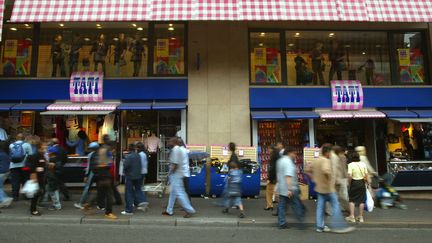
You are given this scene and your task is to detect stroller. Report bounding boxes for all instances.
[375,173,407,210]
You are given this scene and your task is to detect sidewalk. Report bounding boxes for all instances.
[1,190,431,228]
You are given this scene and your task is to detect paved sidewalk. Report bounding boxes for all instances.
[1,189,431,228]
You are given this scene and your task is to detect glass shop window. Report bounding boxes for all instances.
[0,24,33,76]
[153,23,185,76]
[249,32,282,84]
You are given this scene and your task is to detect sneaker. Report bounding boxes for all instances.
[121,211,133,216]
[332,226,356,234]
[316,226,331,233]
[345,216,356,223]
[137,206,148,212]
[279,224,289,229]
[356,216,364,223]
[48,206,61,211]
[138,202,149,207]
[162,211,173,216]
[105,213,118,220]
[238,212,246,218]
[31,211,41,216]
[74,203,85,209]
[97,206,106,211]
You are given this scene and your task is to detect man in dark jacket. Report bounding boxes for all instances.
[122,144,145,215]
[50,138,70,201]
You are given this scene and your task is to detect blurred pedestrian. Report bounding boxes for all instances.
[332,146,349,213]
[27,141,48,216]
[122,144,146,215]
[265,146,279,211]
[46,146,63,211]
[0,141,12,209]
[136,142,148,205]
[9,133,32,201]
[222,158,245,218]
[346,152,368,223]
[306,144,355,233]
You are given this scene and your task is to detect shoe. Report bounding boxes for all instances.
[238,212,245,218]
[279,224,289,229]
[162,211,173,216]
[121,211,133,216]
[31,211,41,216]
[356,216,364,223]
[316,226,331,233]
[138,202,149,207]
[97,206,106,211]
[222,208,229,214]
[345,216,356,223]
[105,213,118,220]
[264,207,273,211]
[74,203,84,210]
[137,206,148,212]
[183,212,194,218]
[332,226,356,234]
[48,206,61,211]
[0,198,13,208]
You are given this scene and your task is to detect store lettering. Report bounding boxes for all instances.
[72,76,99,95]
[334,85,361,103]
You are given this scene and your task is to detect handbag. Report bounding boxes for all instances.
[20,180,39,198]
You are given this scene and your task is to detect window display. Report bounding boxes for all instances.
[250,32,282,84]
[0,24,33,76]
[394,32,427,84]
[153,23,185,75]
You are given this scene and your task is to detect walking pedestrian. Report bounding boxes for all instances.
[102,135,122,206]
[221,142,240,208]
[179,138,191,201]
[333,146,349,213]
[162,137,195,218]
[355,146,377,189]
[122,144,146,215]
[48,139,70,201]
[74,142,100,209]
[264,146,279,211]
[136,142,148,205]
[277,147,305,229]
[305,143,355,233]
[9,133,32,201]
[0,141,12,209]
[46,146,63,211]
[222,158,245,218]
[27,141,48,216]
[346,152,368,223]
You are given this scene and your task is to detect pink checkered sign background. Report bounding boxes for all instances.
[69,72,103,103]
[331,80,363,111]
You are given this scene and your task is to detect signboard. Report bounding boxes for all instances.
[70,72,103,102]
[331,80,363,110]
[397,48,410,66]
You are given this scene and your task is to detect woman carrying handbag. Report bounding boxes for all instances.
[346,151,368,223]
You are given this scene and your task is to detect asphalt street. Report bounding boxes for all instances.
[0,222,430,243]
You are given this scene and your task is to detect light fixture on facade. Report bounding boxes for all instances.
[376,44,381,48]
[329,33,335,37]
[113,37,119,41]
[345,45,351,48]
[137,27,143,31]
[362,52,366,55]
[288,43,295,47]
[59,23,64,27]
[96,24,101,27]
[10,27,17,31]
[169,23,173,27]
[259,43,264,47]
[295,32,300,37]
[260,32,265,36]
[84,37,90,41]
[142,37,148,41]
[24,24,29,27]
[171,37,176,40]
[168,27,175,31]
[132,23,137,27]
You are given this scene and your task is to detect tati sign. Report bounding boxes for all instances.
[331,80,363,110]
[70,72,103,102]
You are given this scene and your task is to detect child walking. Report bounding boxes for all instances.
[222,160,245,218]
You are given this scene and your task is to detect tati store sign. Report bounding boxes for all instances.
[70,72,103,102]
[331,80,363,110]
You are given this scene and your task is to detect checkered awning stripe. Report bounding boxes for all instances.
[8,0,432,22]
[0,0,4,41]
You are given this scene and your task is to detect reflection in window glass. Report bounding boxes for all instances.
[286,31,390,86]
[0,24,33,76]
[153,23,185,75]
[250,32,281,84]
[39,22,148,77]
[394,32,427,84]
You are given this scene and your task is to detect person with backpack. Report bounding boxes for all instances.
[9,133,33,201]
[0,141,12,209]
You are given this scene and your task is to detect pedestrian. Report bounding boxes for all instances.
[48,138,70,201]
[333,146,349,213]
[355,146,377,184]
[0,118,8,141]
[162,137,195,218]
[0,141,12,209]
[9,133,32,201]
[122,144,146,215]
[277,146,305,229]
[136,142,148,205]
[276,141,286,156]
[346,151,368,223]
[74,142,100,209]
[179,138,191,201]
[222,159,245,218]
[221,142,239,208]
[102,135,122,206]
[46,146,63,211]
[66,130,88,156]
[305,143,355,233]
[94,144,117,219]
[264,146,279,211]
[27,141,48,216]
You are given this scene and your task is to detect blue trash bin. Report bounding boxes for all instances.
[241,167,261,198]
[188,164,206,196]
[210,166,228,197]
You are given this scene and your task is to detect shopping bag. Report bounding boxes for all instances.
[365,189,374,212]
[20,180,39,199]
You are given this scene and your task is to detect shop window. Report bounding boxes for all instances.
[249,32,282,84]
[286,31,391,86]
[0,24,33,77]
[38,22,149,78]
[393,32,428,85]
[152,23,185,76]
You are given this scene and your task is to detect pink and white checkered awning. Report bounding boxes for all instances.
[8,0,432,22]
[0,0,5,41]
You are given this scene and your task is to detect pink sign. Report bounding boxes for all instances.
[331,80,363,110]
[70,72,103,102]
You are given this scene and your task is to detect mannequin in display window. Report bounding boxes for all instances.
[129,33,145,77]
[51,34,66,77]
[144,131,161,183]
[90,34,108,76]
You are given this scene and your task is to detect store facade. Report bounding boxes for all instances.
[1,1,432,188]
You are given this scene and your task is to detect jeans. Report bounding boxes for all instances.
[125,177,145,213]
[48,190,62,209]
[97,176,113,214]
[166,173,195,215]
[316,192,348,230]
[78,172,95,205]
[0,172,12,202]
[10,168,29,199]
[278,191,305,227]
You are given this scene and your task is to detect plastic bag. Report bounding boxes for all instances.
[20,180,39,199]
[365,189,374,212]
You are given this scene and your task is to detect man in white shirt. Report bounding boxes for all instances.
[162,137,195,218]
[178,138,191,200]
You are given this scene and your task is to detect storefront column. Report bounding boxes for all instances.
[308,119,315,147]
[365,120,378,171]
[252,120,258,147]
[181,109,187,142]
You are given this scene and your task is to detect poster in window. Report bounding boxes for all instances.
[4,40,17,58]
[397,48,410,66]
[156,39,169,57]
[254,48,266,66]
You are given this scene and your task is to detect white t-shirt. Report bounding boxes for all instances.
[180,146,190,178]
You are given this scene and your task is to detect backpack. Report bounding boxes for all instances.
[11,142,26,163]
